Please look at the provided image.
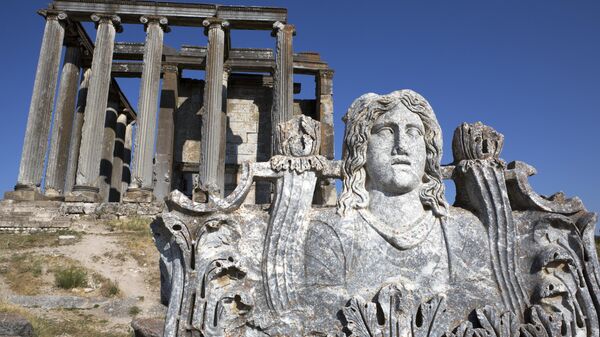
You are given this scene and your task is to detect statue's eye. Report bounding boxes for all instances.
[374,126,393,136]
[406,126,423,138]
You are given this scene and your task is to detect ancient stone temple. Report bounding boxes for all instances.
[4,2,599,337]
[4,0,335,208]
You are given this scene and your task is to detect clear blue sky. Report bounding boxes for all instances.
[0,1,598,219]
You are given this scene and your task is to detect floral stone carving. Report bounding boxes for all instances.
[152,89,599,337]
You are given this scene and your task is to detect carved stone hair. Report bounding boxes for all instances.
[337,89,448,217]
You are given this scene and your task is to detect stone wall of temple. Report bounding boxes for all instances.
[172,74,317,203]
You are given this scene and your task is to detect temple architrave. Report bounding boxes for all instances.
[4,0,335,207]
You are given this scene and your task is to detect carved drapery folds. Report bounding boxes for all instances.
[153,95,600,336]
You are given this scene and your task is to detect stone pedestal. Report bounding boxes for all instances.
[124,16,167,203]
[122,188,154,203]
[153,64,178,201]
[196,18,228,202]
[45,45,82,200]
[271,21,295,154]
[9,11,66,200]
[66,14,120,203]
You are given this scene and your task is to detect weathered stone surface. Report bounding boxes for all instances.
[69,14,120,202]
[128,16,167,194]
[13,11,66,194]
[0,313,33,337]
[131,318,164,337]
[198,18,228,200]
[153,90,600,337]
[44,45,81,199]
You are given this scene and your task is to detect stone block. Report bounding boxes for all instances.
[131,318,164,337]
[4,189,45,202]
[64,190,101,203]
[182,140,200,163]
[122,189,154,203]
[0,312,33,337]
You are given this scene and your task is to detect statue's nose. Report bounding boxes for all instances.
[391,134,409,155]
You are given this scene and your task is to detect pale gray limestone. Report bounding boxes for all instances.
[153,90,600,337]
[45,45,81,199]
[271,21,295,154]
[109,113,127,202]
[122,121,134,198]
[125,16,168,202]
[64,68,91,194]
[14,11,66,194]
[153,64,179,201]
[68,14,120,202]
[98,93,119,202]
[198,18,228,201]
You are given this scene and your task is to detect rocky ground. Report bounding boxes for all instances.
[0,217,163,337]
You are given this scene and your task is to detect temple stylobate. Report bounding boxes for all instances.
[5,0,335,205]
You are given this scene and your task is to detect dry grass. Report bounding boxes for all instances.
[0,301,131,337]
[107,217,161,289]
[0,231,81,250]
[0,252,120,298]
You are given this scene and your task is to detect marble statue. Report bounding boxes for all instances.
[152,89,600,337]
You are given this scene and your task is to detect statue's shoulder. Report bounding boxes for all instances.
[304,208,352,287]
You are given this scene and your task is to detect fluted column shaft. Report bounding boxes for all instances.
[98,93,119,202]
[45,45,81,198]
[125,16,168,203]
[110,113,128,202]
[64,68,91,194]
[198,18,228,201]
[15,11,66,192]
[314,69,336,205]
[69,14,120,202]
[153,64,179,201]
[121,122,134,197]
[271,22,295,154]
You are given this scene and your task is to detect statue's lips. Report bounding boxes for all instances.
[391,157,411,165]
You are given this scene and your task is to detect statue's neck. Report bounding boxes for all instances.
[367,189,427,230]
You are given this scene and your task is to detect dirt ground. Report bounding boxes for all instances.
[0,217,163,337]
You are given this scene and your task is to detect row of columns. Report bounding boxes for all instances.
[8,12,299,204]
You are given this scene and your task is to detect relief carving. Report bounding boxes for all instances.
[152,89,600,337]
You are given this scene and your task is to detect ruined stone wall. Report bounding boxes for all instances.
[172,74,317,203]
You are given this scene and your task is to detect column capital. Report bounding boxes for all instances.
[37,10,67,22]
[91,13,123,33]
[162,63,179,74]
[140,15,170,33]
[272,21,296,37]
[318,69,335,79]
[202,17,229,35]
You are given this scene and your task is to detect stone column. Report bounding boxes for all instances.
[109,113,128,202]
[98,91,120,202]
[123,16,168,203]
[64,68,91,194]
[196,18,229,202]
[314,69,337,205]
[153,64,179,201]
[66,14,121,202]
[6,11,67,201]
[44,45,82,200]
[121,122,134,199]
[270,21,295,154]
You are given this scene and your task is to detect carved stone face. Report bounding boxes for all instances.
[365,103,426,195]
